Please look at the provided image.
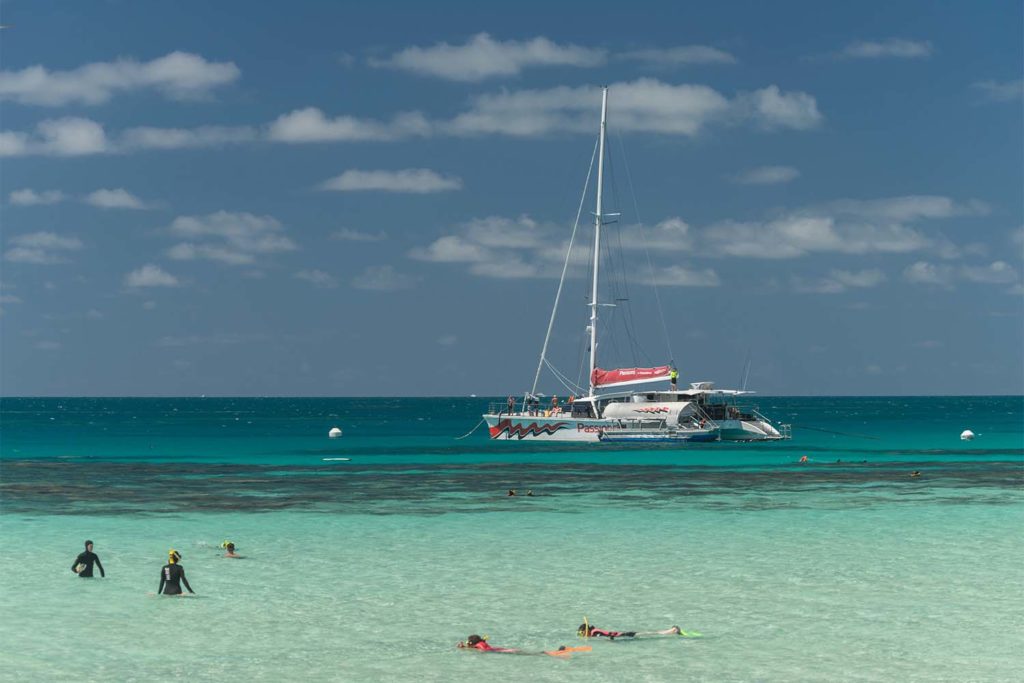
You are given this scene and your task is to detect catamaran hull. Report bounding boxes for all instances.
[718,419,785,441]
[484,414,779,443]
[484,414,612,442]
[598,429,719,443]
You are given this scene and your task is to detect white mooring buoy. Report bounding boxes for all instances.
[960,429,975,441]
[328,427,343,439]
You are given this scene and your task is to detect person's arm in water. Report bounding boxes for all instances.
[158,568,166,595]
[180,569,194,594]
[71,553,84,573]
[94,555,105,578]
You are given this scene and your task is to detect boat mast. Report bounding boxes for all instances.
[588,86,608,396]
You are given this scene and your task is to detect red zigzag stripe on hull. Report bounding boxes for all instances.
[489,419,570,439]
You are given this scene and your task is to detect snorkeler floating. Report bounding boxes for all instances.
[158,550,195,595]
[457,634,591,657]
[578,618,699,639]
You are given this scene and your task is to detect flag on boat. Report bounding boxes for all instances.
[591,365,672,389]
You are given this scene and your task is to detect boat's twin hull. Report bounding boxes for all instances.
[484,414,783,442]
[485,415,611,442]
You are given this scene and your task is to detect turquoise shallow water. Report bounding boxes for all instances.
[1,397,1022,681]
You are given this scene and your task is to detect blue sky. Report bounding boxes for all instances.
[1,0,1021,396]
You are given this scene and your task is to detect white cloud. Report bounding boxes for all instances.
[698,195,986,260]
[167,242,255,265]
[839,39,933,60]
[409,215,557,276]
[904,260,1019,289]
[446,79,820,137]
[319,168,462,193]
[35,340,61,351]
[294,269,338,288]
[620,217,693,251]
[971,79,1023,103]
[267,107,430,142]
[351,265,417,291]
[4,231,83,264]
[0,51,239,106]
[166,211,296,266]
[822,196,988,221]
[9,188,65,206]
[796,268,886,294]
[119,125,255,150]
[733,165,800,185]
[903,261,954,286]
[741,86,822,130]
[620,46,736,66]
[332,228,387,242]
[0,117,110,156]
[124,264,179,288]
[644,265,720,287]
[0,131,31,156]
[960,261,1018,284]
[410,234,491,263]
[9,232,82,250]
[85,188,146,209]
[704,216,929,258]
[0,118,254,157]
[370,33,605,81]
[1011,226,1024,247]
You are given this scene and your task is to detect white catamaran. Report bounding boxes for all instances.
[483,87,790,443]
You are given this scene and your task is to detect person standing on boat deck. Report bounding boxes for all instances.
[551,396,560,415]
[506,395,515,415]
[71,540,105,578]
[670,367,678,391]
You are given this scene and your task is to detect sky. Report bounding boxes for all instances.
[0,0,1022,397]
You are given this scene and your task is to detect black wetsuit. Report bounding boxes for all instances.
[158,563,194,595]
[71,551,104,578]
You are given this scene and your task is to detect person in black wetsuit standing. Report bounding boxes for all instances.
[71,540,105,578]
[158,550,194,596]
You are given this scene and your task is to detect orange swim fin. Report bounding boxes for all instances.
[544,645,593,657]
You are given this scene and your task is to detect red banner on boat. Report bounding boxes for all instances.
[591,365,672,388]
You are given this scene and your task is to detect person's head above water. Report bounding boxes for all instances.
[84,540,93,551]
[168,549,181,564]
[577,623,592,636]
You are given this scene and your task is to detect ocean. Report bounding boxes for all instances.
[1,396,1021,682]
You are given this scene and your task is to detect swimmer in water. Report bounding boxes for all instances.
[158,550,195,595]
[221,541,241,558]
[577,623,681,640]
[457,635,520,653]
[507,489,516,496]
[457,635,580,656]
[71,540,105,578]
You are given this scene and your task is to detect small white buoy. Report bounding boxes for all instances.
[960,429,975,441]
[328,427,343,438]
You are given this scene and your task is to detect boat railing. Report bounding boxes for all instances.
[486,402,573,418]
[750,407,792,440]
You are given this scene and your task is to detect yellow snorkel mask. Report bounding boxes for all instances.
[168,549,181,564]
